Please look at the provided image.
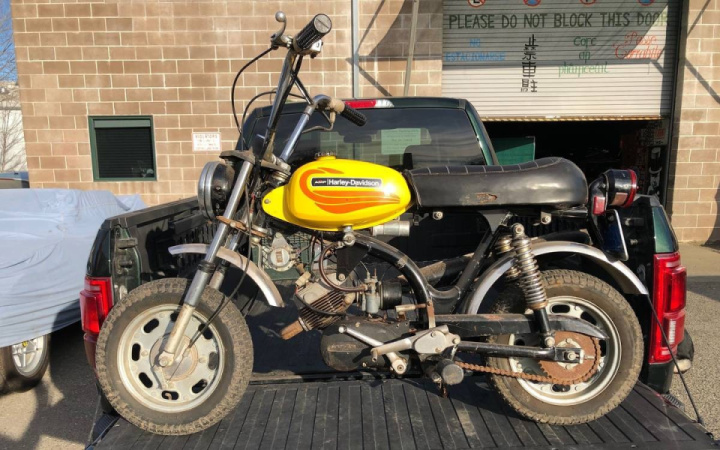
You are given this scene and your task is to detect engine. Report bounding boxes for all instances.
[259,228,409,371]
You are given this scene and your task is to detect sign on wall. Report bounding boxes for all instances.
[442,0,679,119]
[192,132,222,152]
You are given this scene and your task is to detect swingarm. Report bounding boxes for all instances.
[338,313,607,379]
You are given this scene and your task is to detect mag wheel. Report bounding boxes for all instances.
[0,334,50,393]
[96,278,253,435]
[487,270,643,425]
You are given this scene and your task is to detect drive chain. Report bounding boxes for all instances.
[456,338,601,386]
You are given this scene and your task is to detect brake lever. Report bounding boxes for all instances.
[300,111,335,135]
[270,11,290,49]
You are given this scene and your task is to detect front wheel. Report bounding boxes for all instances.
[96,278,253,435]
[487,270,643,425]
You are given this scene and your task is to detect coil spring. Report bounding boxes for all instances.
[494,235,521,280]
[511,224,548,310]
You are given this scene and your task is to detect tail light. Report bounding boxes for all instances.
[589,169,637,215]
[344,99,394,109]
[79,276,113,335]
[648,252,686,364]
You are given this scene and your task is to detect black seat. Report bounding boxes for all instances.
[404,157,588,210]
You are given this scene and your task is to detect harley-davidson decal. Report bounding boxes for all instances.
[300,167,400,214]
[311,177,382,188]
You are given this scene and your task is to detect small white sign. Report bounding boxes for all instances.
[192,132,221,152]
[381,128,422,155]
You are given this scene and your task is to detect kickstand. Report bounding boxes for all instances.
[431,373,448,398]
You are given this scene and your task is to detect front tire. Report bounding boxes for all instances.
[487,270,643,425]
[96,278,253,435]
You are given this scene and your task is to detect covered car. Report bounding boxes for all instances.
[0,189,144,392]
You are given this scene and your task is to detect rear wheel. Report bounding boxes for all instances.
[487,270,642,424]
[96,278,253,435]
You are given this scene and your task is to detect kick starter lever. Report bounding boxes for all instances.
[338,326,408,374]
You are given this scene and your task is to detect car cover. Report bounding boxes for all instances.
[0,189,146,348]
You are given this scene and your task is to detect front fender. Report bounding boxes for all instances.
[168,243,284,308]
[463,241,647,314]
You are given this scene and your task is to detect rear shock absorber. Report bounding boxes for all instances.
[511,223,554,347]
[494,234,521,280]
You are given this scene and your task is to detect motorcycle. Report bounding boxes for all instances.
[95,12,644,435]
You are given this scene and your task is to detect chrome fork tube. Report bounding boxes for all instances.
[279,103,315,162]
[159,160,254,366]
[262,52,297,162]
[209,232,243,290]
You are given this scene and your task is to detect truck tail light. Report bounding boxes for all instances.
[344,99,394,109]
[648,253,686,364]
[80,276,113,335]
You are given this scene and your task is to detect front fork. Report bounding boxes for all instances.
[158,160,254,367]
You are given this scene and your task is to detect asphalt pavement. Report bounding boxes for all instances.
[0,243,718,449]
[0,325,96,450]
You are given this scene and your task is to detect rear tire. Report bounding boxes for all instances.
[487,270,642,425]
[0,334,50,394]
[96,278,253,435]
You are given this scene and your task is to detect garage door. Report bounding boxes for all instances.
[442,0,680,119]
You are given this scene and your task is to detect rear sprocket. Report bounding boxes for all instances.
[537,331,598,383]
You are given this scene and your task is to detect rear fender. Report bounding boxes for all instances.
[463,241,648,314]
[168,243,284,307]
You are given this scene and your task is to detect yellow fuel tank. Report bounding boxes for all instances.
[262,156,412,231]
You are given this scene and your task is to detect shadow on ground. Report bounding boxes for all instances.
[0,325,96,450]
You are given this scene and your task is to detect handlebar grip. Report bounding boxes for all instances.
[293,14,332,52]
[340,104,367,127]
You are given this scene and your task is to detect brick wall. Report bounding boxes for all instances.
[11,0,442,205]
[669,0,720,243]
[358,0,442,97]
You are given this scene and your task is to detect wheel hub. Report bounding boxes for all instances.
[149,335,198,381]
[539,331,597,383]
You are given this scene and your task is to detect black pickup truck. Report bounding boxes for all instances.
[82,98,710,449]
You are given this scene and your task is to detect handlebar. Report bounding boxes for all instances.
[321,97,367,127]
[339,103,367,127]
[293,14,332,52]
[263,13,368,166]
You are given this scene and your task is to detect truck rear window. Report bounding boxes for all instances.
[248,108,486,169]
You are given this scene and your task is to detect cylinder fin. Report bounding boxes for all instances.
[280,291,351,340]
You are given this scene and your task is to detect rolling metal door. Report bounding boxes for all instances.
[442,0,680,119]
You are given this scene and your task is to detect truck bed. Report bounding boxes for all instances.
[95,377,712,449]
[92,298,714,450]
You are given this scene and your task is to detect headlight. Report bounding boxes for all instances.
[198,161,235,220]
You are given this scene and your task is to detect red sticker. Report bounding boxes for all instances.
[468,0,486,7]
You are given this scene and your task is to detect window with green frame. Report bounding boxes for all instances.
[89,116,157,181]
